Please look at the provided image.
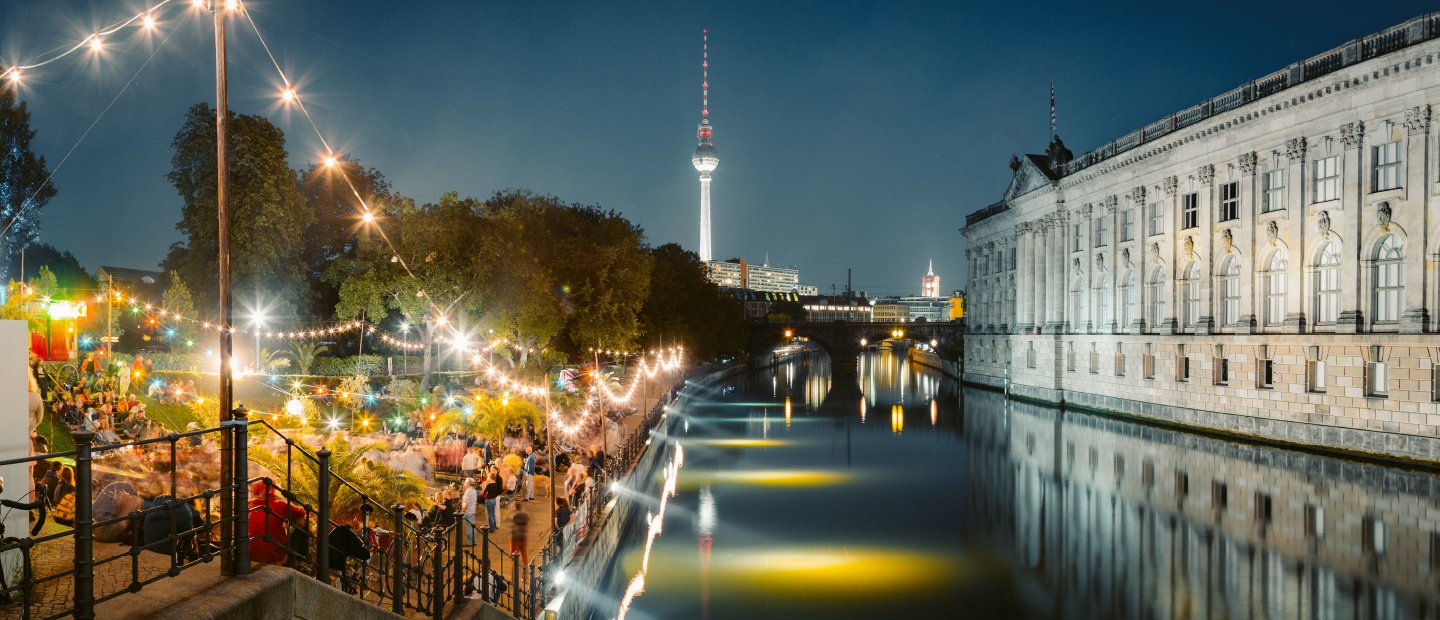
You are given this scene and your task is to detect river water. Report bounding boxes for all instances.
[602,348,1440,619]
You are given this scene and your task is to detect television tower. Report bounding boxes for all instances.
[691,29,719,262]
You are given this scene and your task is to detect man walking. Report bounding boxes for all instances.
[460,478,478,545]
[523,446,537,501]
[482,467,502,532]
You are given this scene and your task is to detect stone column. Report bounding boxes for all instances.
[1237,151,1259,333]
[1283,137,1308,333]
[1106,195,1121,334]
[1077,204,1094,333]
[1056,210,1072,333]
[1034,220,1048,332]
[1015,222,1032,332]
[1401,105,1431,333]
[1192,164,1215,334]
[1336,121,1365,333]
[1160,176,1180,334]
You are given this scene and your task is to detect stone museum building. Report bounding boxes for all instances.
[961,13,1440,463]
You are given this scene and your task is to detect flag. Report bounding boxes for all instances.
[1050,81,1056,137]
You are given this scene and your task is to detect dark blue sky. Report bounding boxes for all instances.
[3,0,1434,295]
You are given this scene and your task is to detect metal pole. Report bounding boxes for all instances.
[510,552,520,612]
[106,274,113,359]
[316,448,332,584]
[391,505,405,615]
[73,431,96,620]
[430,537,444,620]
[452,516,464,603]
[544,372,555,546]
[231,415,250,574]
[214,0,236,577]
[481,528,490,601]
[594,349,606,466]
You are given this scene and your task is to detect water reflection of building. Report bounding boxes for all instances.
[965,389,1440,619]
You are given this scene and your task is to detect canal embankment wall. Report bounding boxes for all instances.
[556,362,746,620]
[962,334,1440,466]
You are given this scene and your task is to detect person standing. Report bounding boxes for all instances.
[460,478,478,546]
[522,446,536,501]
[554,497,572,554]
[461,447,480,478]
[510,510,530,565]
[482,467,502,532]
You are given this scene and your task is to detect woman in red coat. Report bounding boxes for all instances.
[248,479,307,565]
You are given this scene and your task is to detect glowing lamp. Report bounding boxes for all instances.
[323,154,338,168]
[88,35,102,52]
[281,88,296,102]
[285,398,303,417]
[361,211,374,223]
[47,301,87,320]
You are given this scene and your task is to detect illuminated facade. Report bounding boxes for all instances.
[921,260,941,298]
[960,13,1440,462]
[706,258,807,294]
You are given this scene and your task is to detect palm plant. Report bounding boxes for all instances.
[258,347,292,373]
[429,393,542,446]
[248,434,427,525]
[291,342,329,375]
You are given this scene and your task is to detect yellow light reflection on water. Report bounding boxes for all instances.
[689,438,792,448]
[784,396,792,428]
[623,545,966,599]
[678,469,852,489]
[891,404,904,434]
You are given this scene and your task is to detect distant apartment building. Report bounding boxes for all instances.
[706,257,816,295]
[871,296,953,323]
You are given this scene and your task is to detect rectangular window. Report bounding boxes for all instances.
[1143,343,1155,379]
[1213,345,1228,385]
[1375,258,1402,322]
[1222,272,1240,326]
[1304,504,1325,540]
[1361,516,1387,556]
[1177,344,1190,382]
[1255,493,1273,525]
[1149,202,1164,236]
[1181,193,1198,229]
[1095,218,1109,247]
[1258,345,1274,389]
[1067,342,1076,372]
[1313,156,1339,202]
[1262,170,1285,212]
[1211,480,1228,510]
[1073,224,1082,252]
[1010,248,1017,271]
[1433,365,1440,402]
[1027,342,1036,369]
[1219,182,1239,222]
[1307,346,1327,392]
[1089,343,1099,374]
[1114,343,1125,376]
[1373,141,1401,191]
[1367,346,1388,397]
[1121,209,1135,242]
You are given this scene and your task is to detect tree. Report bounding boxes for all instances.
[769,300,808,323]
[638,243,743,360]
[0,84,57,282]
[429,393,543,447]
[248,434,427,526]
[2,243,90,291]
[160,271,199,347]
[291,342,329,375]
[298,158,394,321]
[0,266,57,331]
[163,103,310,318]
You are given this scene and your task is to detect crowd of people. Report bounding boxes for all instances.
[31,351,167,444]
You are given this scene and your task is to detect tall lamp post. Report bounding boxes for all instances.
[212,0,238,577]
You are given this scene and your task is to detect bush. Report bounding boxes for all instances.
[311,355,385,377]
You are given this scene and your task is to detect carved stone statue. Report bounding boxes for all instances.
[1151,243,1161,259]
[1285,137,1307,163]
[1377,201,1392,231]
[1221,229,1233,252]
[1122,248,1132,267]
[1197,164,1215,186]
[1318,211,1331,236]
[1266,220,1279,245]
[1183,236,1194,256]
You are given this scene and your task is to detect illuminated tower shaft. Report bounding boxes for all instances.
[692,30,718,262]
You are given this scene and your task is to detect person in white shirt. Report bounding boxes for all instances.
[461,448,480,477]
[460,478,478,546]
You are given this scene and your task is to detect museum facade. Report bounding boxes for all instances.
[961,13,1440,463]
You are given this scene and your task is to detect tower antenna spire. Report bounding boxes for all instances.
[702,29,709,122]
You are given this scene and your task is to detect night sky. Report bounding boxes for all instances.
[2,0,1434,296]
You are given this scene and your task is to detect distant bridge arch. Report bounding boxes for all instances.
[744,320,963,380]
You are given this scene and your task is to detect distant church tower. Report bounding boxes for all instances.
[691,30,719,262]
[922,260,941,298]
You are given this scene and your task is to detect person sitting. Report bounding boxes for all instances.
[50,466,78,526]
[139,490,202,557]
[247,479,307,565]
[93,480,141,543]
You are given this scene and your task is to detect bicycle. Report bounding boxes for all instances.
[0,478,49,606]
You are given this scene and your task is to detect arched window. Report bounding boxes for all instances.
[1181,261,1202,328]
[1148,267,1167,328]
[1069,275,1085,330]
[1373,235,1404,323]
[1263,249,1288,327]
[1119,269,1136,329]
[1313,243,1341,324]
[1093,272,1111,330]
[1219,257,1241,326]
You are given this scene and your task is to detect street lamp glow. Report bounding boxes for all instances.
[88,35,102,52]
[6,69,20,85]
[142,14,156,29]
[280,87,296,102]
[191,0,205,8]
[323,154,339,168]
[285,398,303,417]
[361,211,374,223]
